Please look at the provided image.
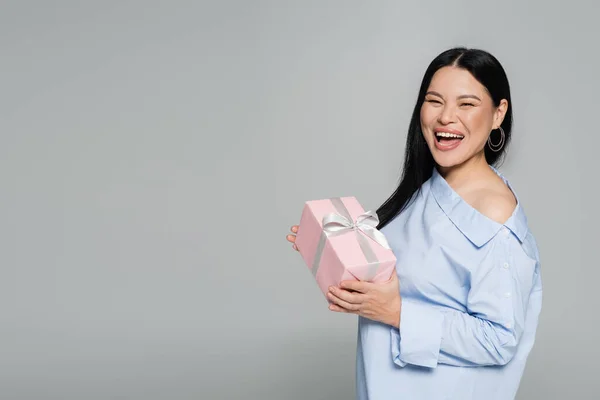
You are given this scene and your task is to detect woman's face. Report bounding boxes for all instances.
[420,66,507,169]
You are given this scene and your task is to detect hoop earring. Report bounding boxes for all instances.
[487,127,505,152]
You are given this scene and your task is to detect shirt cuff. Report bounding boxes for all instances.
[390,300,445,368]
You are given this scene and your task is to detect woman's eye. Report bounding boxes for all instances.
[426,99,441,104]
[461,103,475,107]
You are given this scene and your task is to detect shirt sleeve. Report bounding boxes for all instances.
[391,235,541,368]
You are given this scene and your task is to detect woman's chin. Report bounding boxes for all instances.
[431,153,462,169]
[432,149,486,170]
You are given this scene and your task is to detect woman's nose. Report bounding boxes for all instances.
[438,104,457,125]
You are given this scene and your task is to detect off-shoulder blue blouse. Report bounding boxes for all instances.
[356,166,542,400]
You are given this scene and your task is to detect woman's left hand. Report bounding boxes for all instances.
[327,271,402,328]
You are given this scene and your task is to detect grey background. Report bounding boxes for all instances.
[1,1,597,399]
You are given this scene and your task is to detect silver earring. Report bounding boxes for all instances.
[488,127,505,152]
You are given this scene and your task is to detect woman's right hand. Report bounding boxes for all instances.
[286,225,300,251]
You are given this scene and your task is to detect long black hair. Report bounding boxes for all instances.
[376,47,513,230]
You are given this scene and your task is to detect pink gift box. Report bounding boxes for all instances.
[295,196,397,299]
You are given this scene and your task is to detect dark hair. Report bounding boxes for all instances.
[376,47,513,230]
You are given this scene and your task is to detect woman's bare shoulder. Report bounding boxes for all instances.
[471,180,517,224]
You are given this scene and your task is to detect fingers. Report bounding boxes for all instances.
[286,226,299,243]
[287,225,300,251]
[327,287,361,311]
[328,293,359,311]
[339,279,370,293]
[329,303,353,313]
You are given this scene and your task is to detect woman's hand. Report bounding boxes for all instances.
[328,272,402,328]
[286,225,300,251]
[286,224,401,328]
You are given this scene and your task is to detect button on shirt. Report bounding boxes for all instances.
[356,167,543,400]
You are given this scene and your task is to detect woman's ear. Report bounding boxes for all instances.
[493,99,508,129]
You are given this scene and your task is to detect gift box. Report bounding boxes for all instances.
[295,196,397,299]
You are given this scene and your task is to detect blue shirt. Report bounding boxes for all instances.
[356,166,543,400]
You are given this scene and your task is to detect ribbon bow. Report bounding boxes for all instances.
[321,210,391,250]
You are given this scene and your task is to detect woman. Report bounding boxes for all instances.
[286,47,542,399]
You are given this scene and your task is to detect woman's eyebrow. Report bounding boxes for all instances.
[425,92,481,101]
[425,91,443,98]
[457,94,482,101]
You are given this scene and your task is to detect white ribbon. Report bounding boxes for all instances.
[321,210,391,250]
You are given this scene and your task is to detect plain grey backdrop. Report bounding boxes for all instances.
[1,1,598,399]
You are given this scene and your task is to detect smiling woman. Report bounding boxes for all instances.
[287,48,542,400]
[421,67,509,167]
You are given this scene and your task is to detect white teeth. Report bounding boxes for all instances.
[435,132,464,139]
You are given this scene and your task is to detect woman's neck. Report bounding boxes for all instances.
[437,152,493,189]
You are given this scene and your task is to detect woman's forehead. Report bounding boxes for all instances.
[428,67,487,97]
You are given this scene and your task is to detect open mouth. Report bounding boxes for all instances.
[435,132,465,143]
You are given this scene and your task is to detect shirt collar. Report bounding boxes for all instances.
[429,165,529,247]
